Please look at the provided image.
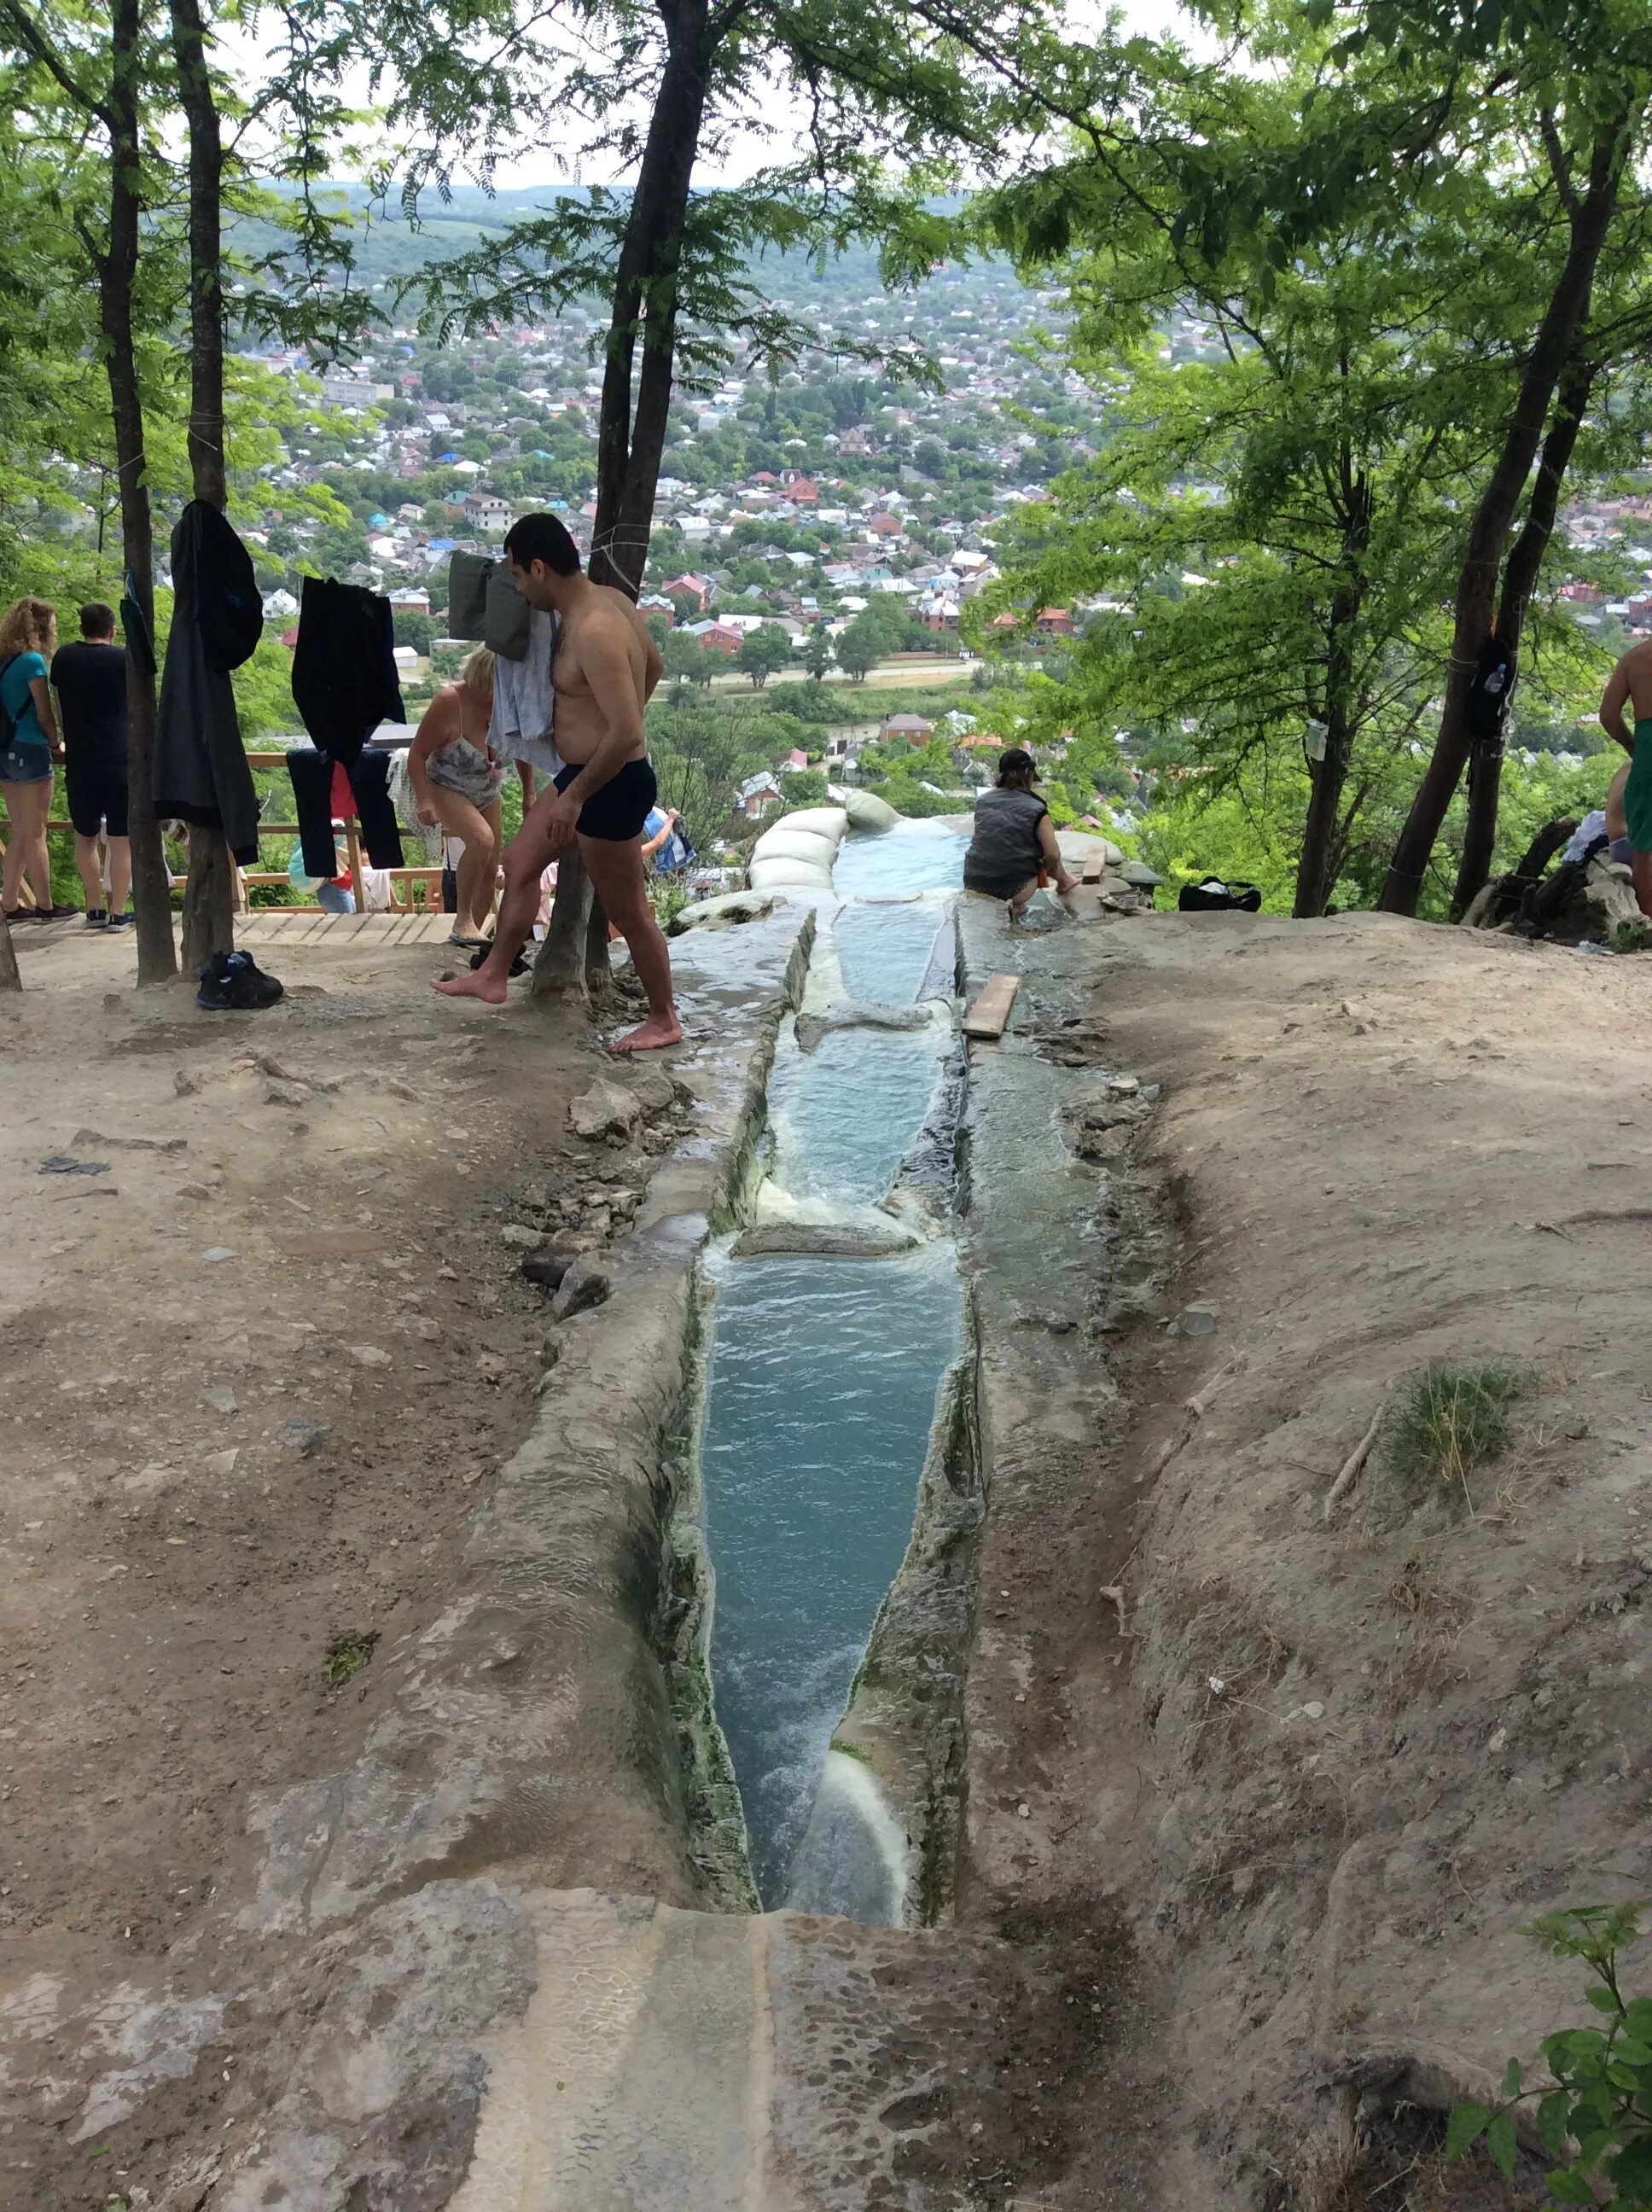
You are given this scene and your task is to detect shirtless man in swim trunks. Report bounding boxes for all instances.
[1600,639,1652,918]
[433,511,680,1051]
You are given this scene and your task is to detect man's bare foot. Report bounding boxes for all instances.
[432,969,509,1004]
[609,1010,683,1052]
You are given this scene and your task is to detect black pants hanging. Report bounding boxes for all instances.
[286,748,404,880]
[290,577,404,767]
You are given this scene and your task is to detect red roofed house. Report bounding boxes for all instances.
[881,712,932,745]
[703,623,744,656]
[785,478,820,505]
[1035,607,1075,637]
[868,512,903,538]
[663,573,712,611]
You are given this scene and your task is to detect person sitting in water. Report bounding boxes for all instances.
[963,746,1079,918]
[409,647,532,947]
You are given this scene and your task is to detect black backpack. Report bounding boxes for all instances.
[0,653,20,751]
[1178,876,1262,913]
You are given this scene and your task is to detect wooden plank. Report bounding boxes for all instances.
[962,972,1019,1040]
[1081,850,1104,883]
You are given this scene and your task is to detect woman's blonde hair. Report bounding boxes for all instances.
[461,645,495,697]
[0,597,56,659]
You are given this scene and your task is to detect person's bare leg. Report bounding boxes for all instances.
[474,800,504,934]
[433,786,558,1004]
[426,788,497,939]
[2,784,29,909]
[1007,874,1039,921]
[1633,848,1652,919]
[579,833,681,1051]
[74,831,103,907]
[16,786,52,909]
[108,835,131,912]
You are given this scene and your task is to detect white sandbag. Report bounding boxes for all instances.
[752,827,839,868]
[668,891,780,935]
[843,789,899,831]
[1056,830,1126,869]
[773,806,848,844]
[750,856,835,891]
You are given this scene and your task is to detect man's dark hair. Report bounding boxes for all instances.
[79,601,117,640]
[503,512,581,578]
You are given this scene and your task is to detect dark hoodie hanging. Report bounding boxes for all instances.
[290,575,405,767]
[153,500,262,863]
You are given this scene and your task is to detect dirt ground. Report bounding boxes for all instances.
[11,899,1652,2210]
[968,907,1652,2209]
[0,918,660,2206]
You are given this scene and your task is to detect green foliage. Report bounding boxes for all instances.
[1451,1904,1652,2205]
[1384,1361,1532,1504]
[664,631,722,687]
[976,0,1652,913]
[780,766,828,804]
[735,622,794,689]
[836,618,881,682]
[393,608,433,654]
[323,1630,379,1688]
[865,775,972,817]
[231,632,300,740]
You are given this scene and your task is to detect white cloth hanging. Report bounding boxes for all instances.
[490,607,563,778]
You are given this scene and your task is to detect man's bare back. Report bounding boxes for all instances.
[553,586,663,765]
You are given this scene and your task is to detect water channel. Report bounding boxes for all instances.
[694,818,970,1912]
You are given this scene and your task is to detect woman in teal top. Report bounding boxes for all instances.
[0,595,73,923]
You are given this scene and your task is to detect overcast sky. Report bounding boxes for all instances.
[221,0,1205,196]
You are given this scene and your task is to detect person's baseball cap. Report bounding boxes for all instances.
[1000,746,1038,779]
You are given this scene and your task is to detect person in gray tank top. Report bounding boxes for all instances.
[963,746,1079,917]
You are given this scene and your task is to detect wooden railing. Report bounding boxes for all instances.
[33,744,452,916]
[235,750,446,915]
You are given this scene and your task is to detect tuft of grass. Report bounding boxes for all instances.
[1385,1362,1532,1513]
[1614,920,1652,955]
[323,1629,380,1688]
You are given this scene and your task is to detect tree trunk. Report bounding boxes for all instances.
[171,0,236,975]
[588,0,712,598]
[1294,452,1370,919]
[105,0,176,984]
[0,908,20,992]
[1377,125,1627,916]
[1451,358,1595,917]
[531,845,594,998]
[584,887,613,998]
[1295,706,1353,920]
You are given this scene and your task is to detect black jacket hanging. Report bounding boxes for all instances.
[290,576,405,767]
[153,501,261,864]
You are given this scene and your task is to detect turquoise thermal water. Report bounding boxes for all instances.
[698,1241,962,1904]
[695,821,967,1909]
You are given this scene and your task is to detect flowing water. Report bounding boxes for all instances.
[694,818,970,1911]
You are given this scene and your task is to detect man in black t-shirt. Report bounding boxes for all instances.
[51,602,131,928]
